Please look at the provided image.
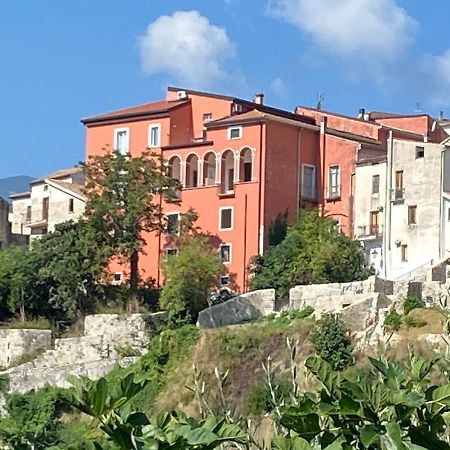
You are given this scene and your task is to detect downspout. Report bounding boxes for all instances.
[439,147,445,259]
[243,194,248,292]
[257,122,266,255]
[320,118,327,216]
[384,131,393,279]
[296,127,303,214]
[157,147,163,288]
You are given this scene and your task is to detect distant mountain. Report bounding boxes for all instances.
[0,176,34,201]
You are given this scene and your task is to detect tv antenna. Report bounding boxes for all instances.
[316,92,324,110]
[414,102,422,113]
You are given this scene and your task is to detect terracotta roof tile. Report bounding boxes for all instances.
[32,167,83,185]
[81,99,188,124]
[49,180,85,198]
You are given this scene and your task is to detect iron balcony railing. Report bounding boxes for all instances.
[391,188,405,203]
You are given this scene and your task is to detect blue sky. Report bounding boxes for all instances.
[1,0,450,178]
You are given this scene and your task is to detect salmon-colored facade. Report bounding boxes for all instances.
[82,88,320,292]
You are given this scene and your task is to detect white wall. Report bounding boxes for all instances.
[354,161,386,275]
[386,139,443,279]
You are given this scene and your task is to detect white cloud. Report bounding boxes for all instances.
[424,49,450,106]
[270,77,288,97]
[139,11,235,89]
[267,0,418,61]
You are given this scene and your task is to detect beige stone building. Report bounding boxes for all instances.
[354,131,450,280]
[9,167,86,242]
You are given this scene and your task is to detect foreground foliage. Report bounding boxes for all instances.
[249,210,372,298]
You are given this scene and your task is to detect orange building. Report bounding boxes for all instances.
[82,88,320,292]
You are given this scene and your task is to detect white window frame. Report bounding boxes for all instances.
[148,123,161,148]
[219,206,234,231]
[328,165,340,198]
[220,275,230,286]
[227,126,242,140]
[164,248,178,258]
[114,127,129,154]
[165,212,180,235]
[301,164,316,200]
[219,243,232,264]
[112,272,123,285]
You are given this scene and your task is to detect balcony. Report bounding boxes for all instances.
[356,224,383,239]
[391,188,405,204]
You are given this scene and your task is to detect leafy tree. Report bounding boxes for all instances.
[310,314,352,370]
[159,234,222,322]
[249,209,372,298]
[29,220,111,323]
[268,211,288,246]
[83,150,178,299]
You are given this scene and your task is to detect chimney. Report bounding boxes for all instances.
[254,93,264,105]
[439,110,444,121]
[358,108,366,119]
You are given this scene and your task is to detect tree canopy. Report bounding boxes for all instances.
[249,209,372,298]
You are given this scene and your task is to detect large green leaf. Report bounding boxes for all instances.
[360,425,380,447]
[93,378,108,417]
[280,409,321,440]
[380,423,408,450]
[272,436,313,450]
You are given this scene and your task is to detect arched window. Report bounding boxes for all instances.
[221,150,235,194]
[168,156,181,181]
[186,154,199,188]
[203,152,216,186]
[240,148,252,182]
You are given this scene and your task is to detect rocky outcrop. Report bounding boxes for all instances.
[1,312,167,395]
[197,289,275,328]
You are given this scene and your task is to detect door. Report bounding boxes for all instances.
[370,211,379,235]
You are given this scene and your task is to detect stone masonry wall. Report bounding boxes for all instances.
[1,312,167,395]
[0,329,52,369]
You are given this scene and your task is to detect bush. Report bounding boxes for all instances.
[310,314,352,370]
[265,307,314,328]
[246,378,291,416]
[384,309,402,331]
[403,315,427,329]
[403,296,423,315]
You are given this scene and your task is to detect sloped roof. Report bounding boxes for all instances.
[49,180,85,199]
[81,99,188,124]
[31,167,83,185]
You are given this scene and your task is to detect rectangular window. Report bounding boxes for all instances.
[113,273,122,282]
[416,146,425,158]
[372,175,380,194]
[148,124,161,147]
[243,162,252,182]
[69,198,74,213]
[166,213,180,234]
[370,211,379,235]
[408,205,417,225]
[220,244,231,263]
[203,113,212,122]
[401,244,408,262]
[114,128,129,154]
[328,165,340,198]
[220,275,230,286]
[395,170,403,189]
[26,206,31,223]
[219,207,233,230]
[42,197,49,221]
[165,248,178,257]
[228,127,242,140]
[448,208,450,222]
[301,165,316,200]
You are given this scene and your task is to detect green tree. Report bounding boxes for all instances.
[159,234,222,321]
[310,314,352,370]
[249,209,372,298]
[83,150,178,300]
[29,220,111,323]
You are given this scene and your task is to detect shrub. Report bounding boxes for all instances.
[310,314,352,370]
[403,296,423,315]
[246,378,291,416]
[384,309,402,331]
[403,315,427,329]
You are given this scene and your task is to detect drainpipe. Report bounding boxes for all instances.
[243,194,248,292]
[439,148,445,259]
[296,127,303,214]
[257,122,265,255]
[384,131,393,279]
[320,118,327,216]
